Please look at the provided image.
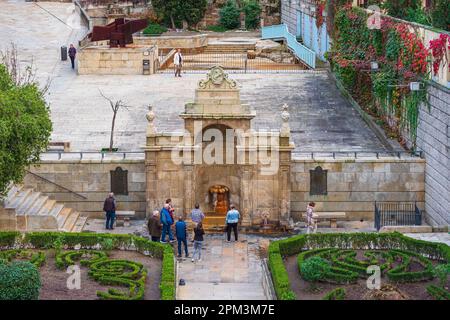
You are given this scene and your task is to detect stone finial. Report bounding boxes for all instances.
[146,105,156,136]
[198,65,237,90]
[280,103,291,137]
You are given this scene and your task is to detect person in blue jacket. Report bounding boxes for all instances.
[175,215,188,258]
[160,203,175,243]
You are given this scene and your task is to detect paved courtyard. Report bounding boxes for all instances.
[0,0,399,154]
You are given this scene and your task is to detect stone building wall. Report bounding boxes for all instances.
[280,0,300,34]
[290,157,426,221]
[77,45,158,75]
[24,160,147,219]
[416,83,450,226]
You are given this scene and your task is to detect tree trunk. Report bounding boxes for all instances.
[110,111,117,151]
[170,14,176,29]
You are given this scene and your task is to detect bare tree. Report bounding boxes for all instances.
[0,42,51,95]
[99,90,131,151]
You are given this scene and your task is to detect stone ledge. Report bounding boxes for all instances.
[379,225,433,233]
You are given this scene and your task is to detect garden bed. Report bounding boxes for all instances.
[268,232,450,300]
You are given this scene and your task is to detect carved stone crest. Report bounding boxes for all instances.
[198,65,237,89]
[280,103,291,137]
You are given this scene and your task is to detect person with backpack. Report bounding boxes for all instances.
[191,222,205,263]
[175,216,188,258]
[160,203,175,243]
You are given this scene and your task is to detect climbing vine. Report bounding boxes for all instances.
[429,34,450,76]
[328,5,431,149]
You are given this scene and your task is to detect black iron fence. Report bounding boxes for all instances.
[374,202,422,231]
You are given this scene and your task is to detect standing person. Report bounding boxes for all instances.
[160,203,175,243]
[103,192,116,230]
[166,198,175,223]
[147,210,162,242]
[68,44,77,69]
[306,202,317,234]
[225,204,240,242]
[192,222,205,263]
[175,216,188,258]
[174,49,183,77]
[190,203,205,227]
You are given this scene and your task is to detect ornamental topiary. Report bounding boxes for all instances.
[219,0,241,30]
[0,261,41,300]
[300,256,331,282]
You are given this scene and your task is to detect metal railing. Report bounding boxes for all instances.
[292,150,424,160]
[39,151,145,161]
[374,202,422,231]
[26,170,88,200]
[262,24,316,69]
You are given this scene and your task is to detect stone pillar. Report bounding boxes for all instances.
[184,164,194,219]
[240,165,253,226]
[278,164,291,226]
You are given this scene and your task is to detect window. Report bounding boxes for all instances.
[310,166,327,195]
[110,167,128,195]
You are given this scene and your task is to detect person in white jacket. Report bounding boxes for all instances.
[174,49,183,77]
[306,202,317,234]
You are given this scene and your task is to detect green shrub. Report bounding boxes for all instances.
[322,287,346,300]
[0,232,19,248]
[219,0,241,30]
[427,284,450,300]
[55,250,107,269]
[0,249,46,268]
[143,23,168,35]
[0,261,41,300]
[243,0,261,30]
[268,242,296,300]
[433,263,450,288]
[205,25,228,33]
[300,256,331,282]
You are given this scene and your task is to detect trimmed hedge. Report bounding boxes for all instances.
[426,285,450,300]
[322,287,346,300]
[268,232,450,300]
[0,249,46,268]
[0,261,41,300]
[0,231,175,300]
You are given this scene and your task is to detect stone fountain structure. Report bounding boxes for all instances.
[144,66,295,229]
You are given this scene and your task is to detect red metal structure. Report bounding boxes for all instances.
[88,18,148,48]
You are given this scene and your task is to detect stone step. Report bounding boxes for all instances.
[15,191,41,214]
[5,188,32,209]
[71,215,87,233]
[56,207,73,229]
[27,195,49,215]
[38,199,57,215]
[61,211,80,232]
[6,184,22,201]
[49,203,64,218]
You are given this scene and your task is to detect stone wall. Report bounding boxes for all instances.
[416,83,450,226]
[280,0,300,34]
[290,157,426,221]
[24,160,147,219]
[134,34,208,49]
[77,45,158,75]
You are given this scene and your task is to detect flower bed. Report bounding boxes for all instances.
[0,231,176,300]
[268,232,450,300]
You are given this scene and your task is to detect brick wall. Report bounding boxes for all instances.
[416,83,450,226]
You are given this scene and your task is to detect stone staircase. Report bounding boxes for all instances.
[0,185,87,232]
[203,43,256,54]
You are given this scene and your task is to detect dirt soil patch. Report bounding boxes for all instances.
[284,255,449,300]
[38,250,162,300]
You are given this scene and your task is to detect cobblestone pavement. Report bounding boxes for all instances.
[176,234,269,300]
[0,1,399,153]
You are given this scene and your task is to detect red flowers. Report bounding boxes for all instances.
[429,34,450,76]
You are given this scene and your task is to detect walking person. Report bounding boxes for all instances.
[175,216,189,258]
[225,204,240,242]
[68,44,77,69]
[103,192,116,230]
[160,203,175,243]
[147,210,162,242]
[191,222,205,263]
[190,203,205,227]
[306,202,317,234]
[174,49,183,77]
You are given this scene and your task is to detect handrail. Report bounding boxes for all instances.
[262,24,316,69]
[292,150,424,160]
[25,170,88,200]
[39,151,145,161]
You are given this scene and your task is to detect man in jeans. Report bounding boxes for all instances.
[175,216,188,258]
[103,192,116,230]
[225,204,240,242]
[160,203,175,243]
[68,44,77,69]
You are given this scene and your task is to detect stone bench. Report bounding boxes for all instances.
[303,212,347,228]
[48,141,71,152]
[115,210,135,227]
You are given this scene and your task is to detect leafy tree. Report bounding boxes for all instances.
[0,57,51,197]
[152,0,208,29]
[181,0,208,27]
[243,0,261,30]
[220,0,241,30]
[152,0,180,29]
[430,0,450,31]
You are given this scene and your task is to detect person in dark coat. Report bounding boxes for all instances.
[103,192,116,230]
[68,44,76,69]
[191,222,205,263]
[148,210,162,242]
[175,216,188,258]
